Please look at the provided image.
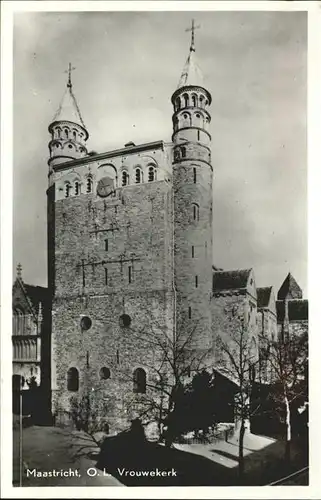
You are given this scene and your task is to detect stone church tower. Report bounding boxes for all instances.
[171,26,213,351]
[47,28,213,431]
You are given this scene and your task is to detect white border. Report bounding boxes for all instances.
[1,1,320,498]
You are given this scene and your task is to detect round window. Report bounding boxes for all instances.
[100,367,111,380]
[119,314,131,327]
[80,316,92,331]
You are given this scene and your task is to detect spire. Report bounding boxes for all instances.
[16,263,22,280]
[277,273,303,300]
[52,63,86,130]
[177,20,204,90]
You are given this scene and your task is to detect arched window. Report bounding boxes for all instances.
[148,166,156,182]
[182,113,190,127]
[199,96,204,108]
[174,148,180,161]
[67,367,79,392]
[192,94,197,107]
[122,170,129,186]
[181,146,186,158]
[65,183,71,198]
[119,314,131,327]
[86,176,93,193]
[74,181,80,195]
[135,168,142,184]
[57,128,61,138]
[133,368,146,394]
[183,93,189,107]
[100,367,111,380]
[192,203,199,221]
[73,131,77,140]
[175,97,180,111]
[64,128,69,138]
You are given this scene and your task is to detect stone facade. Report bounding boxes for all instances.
[15,31,308,433]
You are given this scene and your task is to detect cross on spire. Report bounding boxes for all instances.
[185,19,200,52]
[64,62,76,88]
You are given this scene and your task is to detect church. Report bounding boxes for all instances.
[12,24,308,433]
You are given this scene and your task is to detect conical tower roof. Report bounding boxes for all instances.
[177,49,204,90]
[277,273,303,300]
[52,64,86,131]
[177,20,205,90]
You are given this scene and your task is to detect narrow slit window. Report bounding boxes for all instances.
[192,204,199,221]
[197,130,200,141]
[192,245,195,258]
[104,268,108,286]
[128,265,132,283]
[195,276,198,288]
[193,167,197,183]
[116,349,120,364]
[188,306,192,319]
[75,181,80,195]
[105,239,108,251]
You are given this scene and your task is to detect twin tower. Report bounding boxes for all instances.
[47,24,213,424]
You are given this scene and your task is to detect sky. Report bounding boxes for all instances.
[13,10,307,296]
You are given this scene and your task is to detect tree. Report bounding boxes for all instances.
[265,329,308,463]
[119,316,214,447]
[215,315,259,481]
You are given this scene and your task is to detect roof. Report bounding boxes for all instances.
[277,273,302,300]
[257,287,273,308]
[52,82,86,130]
[213,269,251,292]
[276,299,308,323]
[24,284,49,315]
[177,48,204,90]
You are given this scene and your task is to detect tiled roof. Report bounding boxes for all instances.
[276,299,308,323]
[277,273,302,300]
[213,269,251,292]
[257,287,272,308]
